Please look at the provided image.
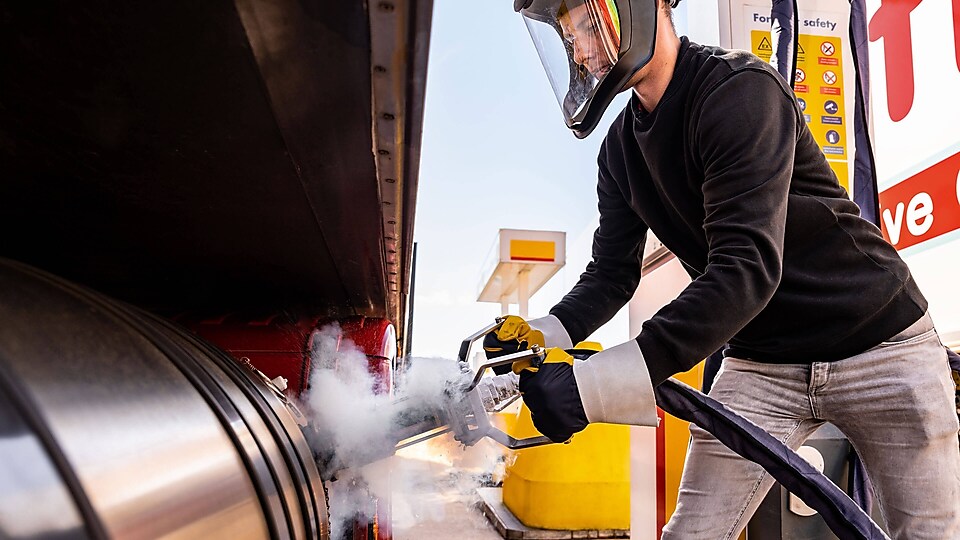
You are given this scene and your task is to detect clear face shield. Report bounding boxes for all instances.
[515,0,658,138]
[522,0,621,119]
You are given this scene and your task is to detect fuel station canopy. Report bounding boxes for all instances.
[477,229,566,315]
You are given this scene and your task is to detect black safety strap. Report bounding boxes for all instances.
[946,347,960,421]
[848,0,882,225]
[769,0,799,86]
[656,379,889,539]
[948,347,960,375]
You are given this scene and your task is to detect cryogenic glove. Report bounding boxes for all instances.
[519,342,658,443]
[483,314,572,374]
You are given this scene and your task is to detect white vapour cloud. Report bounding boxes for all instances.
[301,324,502,538]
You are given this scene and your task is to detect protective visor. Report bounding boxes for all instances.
[515,0,658,138]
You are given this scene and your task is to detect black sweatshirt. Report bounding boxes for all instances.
[550,38,927,386]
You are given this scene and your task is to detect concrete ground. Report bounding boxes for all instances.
[390,434,504,540]
[324,432,504,539]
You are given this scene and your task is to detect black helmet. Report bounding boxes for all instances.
[514,0,661,138]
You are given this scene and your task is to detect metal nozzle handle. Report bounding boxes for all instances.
[467,348,545,391]
[454,374,555,450]
[456,315,546,390]
[457,319,502,364]
[486,428,554,450]
[450,318,554,450]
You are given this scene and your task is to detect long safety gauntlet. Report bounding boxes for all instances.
[519,342,658,443]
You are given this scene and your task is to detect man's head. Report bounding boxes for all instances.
[515,0,674,137]
[560,0,676,87]
[557,1,619,80]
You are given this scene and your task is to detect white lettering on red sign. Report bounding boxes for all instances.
[882,202,905,245]
[879,151,960,249]
[868,0,960,122]
[882,195,934,245]
[906,192,934,237]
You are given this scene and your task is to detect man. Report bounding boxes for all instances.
[486,0,960,537]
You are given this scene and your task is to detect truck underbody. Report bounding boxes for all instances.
[0,1,432,538]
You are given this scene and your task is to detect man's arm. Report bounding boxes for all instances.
[549,144,649,345]
[517,71,797,442]
[637,69,797,385]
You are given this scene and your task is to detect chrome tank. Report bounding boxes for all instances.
[0,258,329,539]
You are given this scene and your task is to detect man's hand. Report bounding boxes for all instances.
[519,341,660,443]
[483,315,545,374]
[518,347,588,442]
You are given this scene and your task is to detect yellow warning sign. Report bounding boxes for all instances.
[752,32,772,61]
[758,36,772,52]
[751,30,847,162]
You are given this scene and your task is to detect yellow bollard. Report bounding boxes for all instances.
[498,342,631,531]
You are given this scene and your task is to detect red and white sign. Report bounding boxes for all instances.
[867,0,960,343]
[868,0,960,250]
[868,0,960,123]
[879,151,960,250]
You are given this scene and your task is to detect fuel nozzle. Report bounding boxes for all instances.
[444,329,554,450]
[312,324,556,480]
[474,371,521,412]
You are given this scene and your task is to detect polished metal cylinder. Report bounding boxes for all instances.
[0,258,328,539]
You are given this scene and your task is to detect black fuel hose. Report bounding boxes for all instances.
[656,379,888,540]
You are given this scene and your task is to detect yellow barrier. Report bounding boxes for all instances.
[494,350,705,532]
[495,342,631,531]
[501,404,631,530]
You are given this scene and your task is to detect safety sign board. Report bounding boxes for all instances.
[747,7,850,191]
[757,36,772,52]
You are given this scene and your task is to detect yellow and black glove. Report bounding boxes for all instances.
[483,315,545,374]
[517,347,588,443]
[519,341,660,443]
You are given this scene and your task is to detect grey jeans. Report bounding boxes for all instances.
[662,313,960,539]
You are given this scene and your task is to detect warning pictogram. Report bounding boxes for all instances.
[768,28,849,189]
[758,37,772,52]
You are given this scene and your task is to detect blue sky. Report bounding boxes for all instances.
[410,0,632,357]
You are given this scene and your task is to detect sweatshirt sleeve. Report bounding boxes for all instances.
[636,69,797,385]
[549,142,648,345]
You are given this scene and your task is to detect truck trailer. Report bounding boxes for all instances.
[0,1,432,538]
